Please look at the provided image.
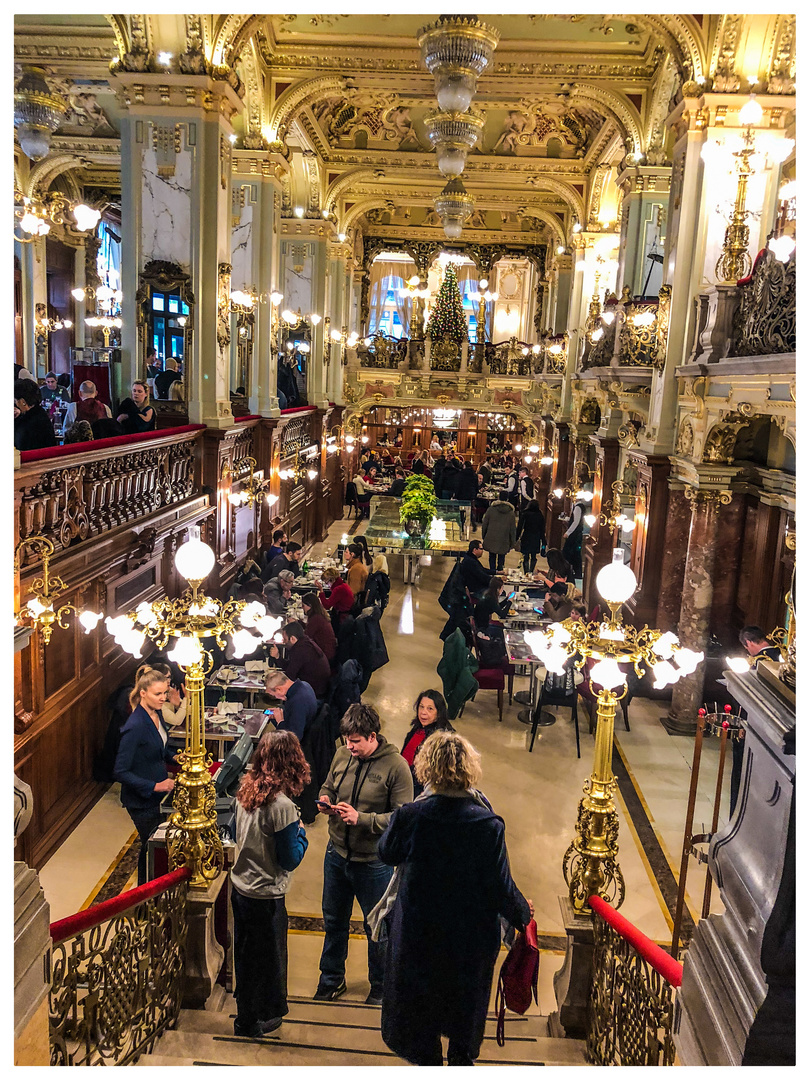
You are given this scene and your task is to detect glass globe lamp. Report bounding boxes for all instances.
[595,549,637,605]
[175,527,216,583]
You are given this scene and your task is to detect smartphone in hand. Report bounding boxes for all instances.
[316,799,338,815]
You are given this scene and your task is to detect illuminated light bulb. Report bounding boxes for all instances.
[229,133,237,145]
[297,342,310,354]
[285,342,295,352]
[78,609,103,634]
[278,469,290,480]
[331,329,343,342]
[188,599,218,617]
[739,97,763,126]
[726,655,750,674]
[652,631,678,659]
[327,443,339,453]
[651,659,680,689]
[96,284,113,303]
[556,245,565,255]
[255,614,284,641]
[105,614,133,639]
[521,346,529,356]
[281,309,297,324]
[524,455,533,464]
[120,628,146,657]
[768,235,795,263]
[541,455,553,466]
[572,223,582,233]
[590,657,627,691]
[553,488,564,499]
[361,436,369,444]
[26,596,50,617]
[134,601,159,627]
[345,434,355,444]
[231,627,261,659]
[228,491,241,506]
[545,644,569,676]
[309,313,322,325]
[548,623,572,645]
[158,51,173,65]
[532,344,542,355]
[584,513,597,527]
[513,443,523,452]
[73,204,101,232]
[632,311,656,328]
[602,311,616,325]
[338,232,346,242]
[270,291,283,305]
[599,622,625,642]
[174,529,216,582]
[591,328,604,342]
[528,444,539,454]
[322,209,329,218]
[621,518,636,534]
[294,206,305,218]
[71,287,87,302]
[63,319,73,328]
[266,493,279,507]
[596,549,637,605]
[167,635,204,668]
[523,630,549,658]
[672,647,704,676]
[307,469,318,479]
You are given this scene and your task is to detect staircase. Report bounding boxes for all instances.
[136,994,588,1067]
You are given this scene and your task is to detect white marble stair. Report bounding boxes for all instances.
[136,993,587,1067]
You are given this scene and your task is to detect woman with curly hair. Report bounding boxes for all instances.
[379,731,533,1066]
[230,730,311,1038]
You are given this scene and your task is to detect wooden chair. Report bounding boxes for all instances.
[344,482,369,520]
[466,614,504,722]
[466,587,516,703]
[529,664,581,757]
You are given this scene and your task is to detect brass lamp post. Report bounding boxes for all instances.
[524,549,704,911]
[106,527,283,886]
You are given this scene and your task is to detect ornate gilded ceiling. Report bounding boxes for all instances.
[14,13,796,250]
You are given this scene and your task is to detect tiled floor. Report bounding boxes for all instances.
[39,515,731,953]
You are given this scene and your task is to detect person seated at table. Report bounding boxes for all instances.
[263,541,304,582]
[352,470,373,511]
[389,467,407,497]
[345,544,369,597]
[269,621,331,700]
[117,380,156,434]
[319,568,355,629]
[394,429,404,447]
[264,668,317,742]
[264,570,295,615]
[63,380,112,427]
[473,576,512,631]
[363,465,379,485]
[41,371,71,405]
[544,588,585,621]
[237,578,267,610]
[91,416,125,439]
[14,379,57,452]
[459,539,494,597]
[380,449,395,467]
[478,459,493,486]
[154,357,182,399]
[301,593,337,663]
[263,529,287,568]
[533,548,573,592]
[63,420,94,444]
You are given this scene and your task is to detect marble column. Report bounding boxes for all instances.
[615,165,671,298]
[545,424,570,550]
[582,437,620,610]
[655,485,692,633]
[112,72,243,427]
[665,489,731,734]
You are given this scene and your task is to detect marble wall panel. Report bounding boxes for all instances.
[140,146,192,270]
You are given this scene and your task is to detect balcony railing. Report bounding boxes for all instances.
[355,332,568,377]
[49,868,190,1066]
[581,285,671,371]
[586,894,683,1066]
[731,247,796,357]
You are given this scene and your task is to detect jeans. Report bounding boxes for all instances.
[128,806,163,885]
[488,551,506,572]
[319,842,393,994]
[231,890,289,1028]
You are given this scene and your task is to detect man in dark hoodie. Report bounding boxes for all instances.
[481,489,517,572]
[315,704,413,1007]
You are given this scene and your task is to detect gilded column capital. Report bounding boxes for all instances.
[683,488,732,507]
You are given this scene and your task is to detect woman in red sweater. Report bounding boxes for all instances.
[301,592,337,663]
[318,568,355,627]
[400,690,454,796]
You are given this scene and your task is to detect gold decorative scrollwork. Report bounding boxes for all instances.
[217,262,232,350]
[430,334,461,372]
[683,488,733,506]
[586,915,677,1066]
[49,876,189,1065]
[675,418,694,457]
[731,247,796,357]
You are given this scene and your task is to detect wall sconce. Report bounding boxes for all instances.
[15,190,101,243]
[278,449,319,484]
[14,536,102,645]
[34,304,72,338]
[222,456,270,509]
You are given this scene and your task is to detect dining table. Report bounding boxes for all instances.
[504,626,557,727]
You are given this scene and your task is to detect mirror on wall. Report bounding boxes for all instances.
[136,260,193,411]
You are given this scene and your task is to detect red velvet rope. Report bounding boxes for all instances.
[19,424,206,464]
[588,895,683,987]
[50,867,191,945]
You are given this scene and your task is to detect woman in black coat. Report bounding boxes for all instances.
[365,554,391,613]
[113,666,177,884]
[399,689,454,796]
[379,731,532,1067]
[516,498,546,574]
[453,461,480,503]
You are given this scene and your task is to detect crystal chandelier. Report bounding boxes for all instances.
[14,66,67,161]
[434,177,475,239]
[423,110,485,177]
[417,15,500,113]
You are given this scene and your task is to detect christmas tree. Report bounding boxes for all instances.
[426,262,468,344]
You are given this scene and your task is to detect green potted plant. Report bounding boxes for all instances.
[399,474,437,537]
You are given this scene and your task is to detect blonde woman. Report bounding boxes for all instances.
[113,666,177,883]
[366,553,390,613]
[378,731,533,1067]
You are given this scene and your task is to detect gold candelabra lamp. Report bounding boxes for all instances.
[524,549,704,911]
[34,302,72,338]
[326,424,357,455]
[14,189,101,243]
[553,463,595,503]
[278,449,319,484]
[106,527,283,887]
[714,97,762,283]
[14,536,103,645]
[587,479,636,535]
[72,282,123,347]
[222,456,276,509]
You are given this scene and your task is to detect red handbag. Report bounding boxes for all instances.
[494,919,539,1046]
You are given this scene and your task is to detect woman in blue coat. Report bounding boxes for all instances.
[113,666,177,884]
[378,731,533,1066]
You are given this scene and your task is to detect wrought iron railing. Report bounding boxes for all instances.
[581,285,671,370]
[731,247,796,356]
[357,331,408,369]
[586,894,683,1066]
[49,867,190,1066]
